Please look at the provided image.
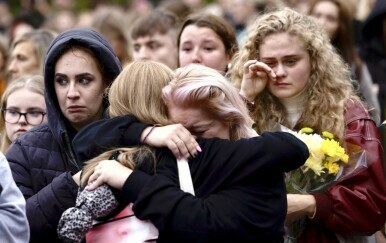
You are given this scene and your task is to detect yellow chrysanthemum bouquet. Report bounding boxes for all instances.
[283,127,349,243]
[285,127,349,194]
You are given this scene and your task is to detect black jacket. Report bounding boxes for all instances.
[6,28,121,242]
[360,0,386,119]
[73,115,309,242]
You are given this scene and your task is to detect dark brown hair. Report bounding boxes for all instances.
[309,0,362,78]
[177,12,238,59]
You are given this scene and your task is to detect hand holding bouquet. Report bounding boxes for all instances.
[284,127,349,243]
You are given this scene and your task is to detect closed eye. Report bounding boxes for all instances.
[203,47,215,51]
[182,47,192,52]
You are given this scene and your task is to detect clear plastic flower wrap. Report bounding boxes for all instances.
[273,124,367,243]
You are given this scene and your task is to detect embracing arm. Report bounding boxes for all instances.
[117,132,308,242]
[6,142,79,242]
[83,131,308,241]
[310,115,386,234]
[73,115,147,163]
[123,170,285,242]
[73,115,199,162]
[192,132,309,186]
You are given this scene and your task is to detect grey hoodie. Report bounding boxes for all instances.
[0,153,29,243]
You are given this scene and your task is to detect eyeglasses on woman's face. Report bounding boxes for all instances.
[2,109,46,125]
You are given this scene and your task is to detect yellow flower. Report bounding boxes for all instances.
[324,160,340,175]
[300,127,314,134]
[285,127,351,243]
[304,156,324,175]
[321,139,349,163]
[287,127,349,180]
[322,131,334,139]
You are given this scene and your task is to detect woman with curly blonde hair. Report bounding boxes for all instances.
[231,8,386,243]
[232,8,357,139]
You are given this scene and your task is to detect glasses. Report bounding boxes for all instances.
[3,109,46,125]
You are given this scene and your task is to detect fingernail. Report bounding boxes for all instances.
[196,145,202,152]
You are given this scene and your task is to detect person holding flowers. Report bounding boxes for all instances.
[232,8,386,243]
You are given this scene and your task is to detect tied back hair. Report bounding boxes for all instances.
[231,8,360,140]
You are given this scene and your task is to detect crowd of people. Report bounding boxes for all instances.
[0,0,385,243]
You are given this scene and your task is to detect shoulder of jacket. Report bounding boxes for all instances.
[13,123,55,146]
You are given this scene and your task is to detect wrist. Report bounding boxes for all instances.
[116,168,133,190]
[72,171,81,186]
[140,125,157,144]
[140,127,152,143]
[239,93,256,112]
[305,195,316,217]
[239,91,255,102]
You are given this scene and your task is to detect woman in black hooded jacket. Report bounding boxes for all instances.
[5,28,122,242]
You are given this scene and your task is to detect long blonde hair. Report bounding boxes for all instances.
[0,74,45,153]
[231,8,360,140]
[81,60,174,185]
[108,60,173,124]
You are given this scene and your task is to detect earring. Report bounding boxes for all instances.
[227,63,232,71]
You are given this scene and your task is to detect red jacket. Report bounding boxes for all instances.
[298,100,386,242]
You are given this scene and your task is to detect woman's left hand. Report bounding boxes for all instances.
[286,194,316,225]
[86,160,133,191]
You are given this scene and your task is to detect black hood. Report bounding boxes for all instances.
[44,28,122,141]
[362,0,386,40]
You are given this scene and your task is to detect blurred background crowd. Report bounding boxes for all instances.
[0,1,385,242]
[2,0,385,156]
[0,0,380,100]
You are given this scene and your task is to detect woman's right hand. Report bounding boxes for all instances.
[142,124,201,159]
[86,160,132,191]
[240,60,276,101]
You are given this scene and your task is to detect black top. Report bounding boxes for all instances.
[73,115,309,242]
